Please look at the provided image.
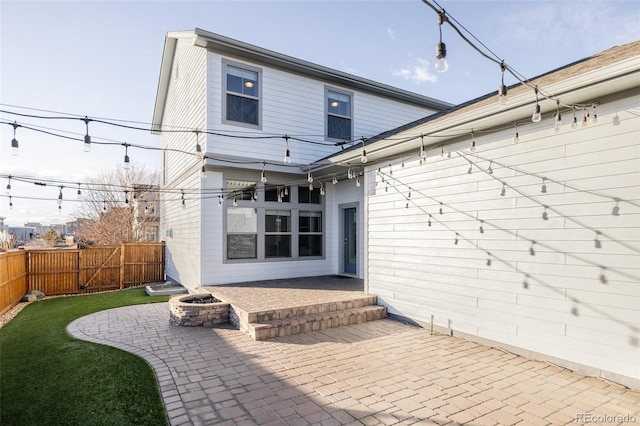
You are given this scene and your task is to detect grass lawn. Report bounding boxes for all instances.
[0,288,171,426]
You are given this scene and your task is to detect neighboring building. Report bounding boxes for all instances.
[8,226,36,244]
[152,28,451,290]
[329,41,640,388]
[24,222,69,237]
[133,183,160,242]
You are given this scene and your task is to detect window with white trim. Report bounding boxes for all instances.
[224,63,260,127]
[327,89,352,140]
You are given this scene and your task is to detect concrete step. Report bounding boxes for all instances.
[242,296,387,341]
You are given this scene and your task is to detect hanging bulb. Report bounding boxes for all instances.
[283,135,291,164]
[434,12,448,73]
[320,183,325,196]
[332,174,338,185]
[76,183,82,199]
[554,101,562,133]
[360,137,368,163]
[497,62,508,105]
[541,178,547,193]
[11,122,19,156]
[233,198,238,207]
[195,130,204,160]
[355,177,361,187]
[218,196,222,206]
[612,113,620,126]
[487,161,493,174]
[513,123,519,143]
[284,187,288,196]
[83,116,91,152]
[124,190,130,204]
[420,135,427,161]
[347,168,353,179]
[571,108,578,129]
[58,204,62,214]
[181,191,185,208]
[582,109,589,127]
[440,145,445,158]
[261,162,267,183]
[252,192,257,202]
[470,131,476,152]
[8,196,13,210]
[542,206,549,221]
[201,164,207,179]
[591,104,598,124]
[307,165,314,183]
[5,176,11,195]
[531,87,542,123]
[309,182,314,190]
[500,182,506,197]
[123,144,131,169]
[57,187,63,205]
[103,201,107,212]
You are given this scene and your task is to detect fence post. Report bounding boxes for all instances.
[119,243,125,289]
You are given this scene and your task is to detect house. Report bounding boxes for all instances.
[151,29,451,290]
[329,41,640,388]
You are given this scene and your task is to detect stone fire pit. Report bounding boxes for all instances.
[169,293,230,327]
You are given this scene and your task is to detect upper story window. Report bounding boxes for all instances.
[224,63,260,127]
[327,89,352,140]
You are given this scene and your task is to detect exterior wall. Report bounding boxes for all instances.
[366,92,640,385]
[329,178,365,277]
[160,39,207,290]
[205,50,436,166]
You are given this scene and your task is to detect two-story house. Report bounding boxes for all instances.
[151,28,451,291]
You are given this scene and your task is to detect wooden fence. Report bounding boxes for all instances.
[0,242,165,315]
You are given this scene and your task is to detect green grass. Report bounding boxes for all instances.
[0,288,171,426]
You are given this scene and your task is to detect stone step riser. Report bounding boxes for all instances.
[249,305,387,341]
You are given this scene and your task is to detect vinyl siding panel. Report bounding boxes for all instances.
[367,93,640,382]
[205,51,437,166]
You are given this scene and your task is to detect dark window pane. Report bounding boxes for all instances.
[227,95,258,125]
[265,186,290,202]
[265,210,290,232]
[299,235,322,256]
[227,234,257,259]
[227,74,243,94]
[299,212,322,232]
[298,187,321,204]
[328,115,351,140]
[265,235,291,257]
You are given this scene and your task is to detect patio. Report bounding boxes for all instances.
[67,276,640,425]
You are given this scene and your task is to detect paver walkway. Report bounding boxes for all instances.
[68,303,640,425]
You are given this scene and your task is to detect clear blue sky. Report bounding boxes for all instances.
[1,0,638,226]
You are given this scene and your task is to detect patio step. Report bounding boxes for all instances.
[239,295,387,341]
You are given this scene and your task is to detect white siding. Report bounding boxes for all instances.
[366,94,640,383]
[160,39,207,291]
[205,51,436,166]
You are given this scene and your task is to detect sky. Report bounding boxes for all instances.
[1,0,638,227]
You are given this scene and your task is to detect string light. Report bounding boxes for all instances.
[5,175,11,194]
[124,190,130,204]
[195,130,204,160]
[123,143,131,169]
[10,121,19,156]
[57,186,63,205]
[497,62,508,105]
[581,108,589,127]
[76,183,82,199]
[470,130,476,152]
[591,104,598,124]
[434,11,449,73]
[541,178,547,193]
[261,162,267,183]
[218,196,222,206]
[360,137,368,164]
[332,174,338,185]
[201,158,207,179]
[554,100,562,133]
[356,176,361,187]
[283,135,291,164]
[103,200,107,212]
[420,134,427,163]
[181,190,186,208]
[233,198,238,207]
[83,116,91,152]
[9,195,13,210]
[307,164,313,183]
[571,107,578,129]
[320,182,325,196]
[440,145,445,158]
[513,123,519,143]
[531,87,542,123]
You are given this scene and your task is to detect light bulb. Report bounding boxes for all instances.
[361,149,368,164]
[356,177,361,187]
[307,174,313,184]
[554,113,562,132]
[320,184,325,196]
[84,134,91,152]
[332,175,338,185]
[196,144,204,160]
[9,197,13,210]
[11,138,19,156]
[497,85,508,105]
[123,154,131,169]
[201,165,207,178]
[283,149,291,164]
[233,198,238,207]
[513,132,519,143]
[435,42,448,73]
[531,104,542,123]
[420,146,427,160]
[309,182,313,190]
[261,171,267,183]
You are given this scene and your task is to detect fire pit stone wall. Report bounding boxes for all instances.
[169,293,230,327]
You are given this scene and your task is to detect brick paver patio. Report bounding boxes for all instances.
[68,301,639,425]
